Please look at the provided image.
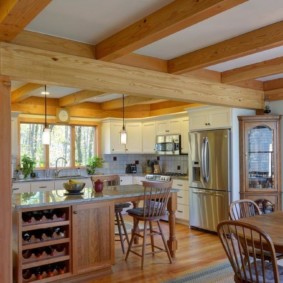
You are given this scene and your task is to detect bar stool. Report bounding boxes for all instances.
[91,175,130,253]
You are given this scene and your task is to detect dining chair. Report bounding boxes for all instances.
[91,175,130,253]
[229,199,283,261]
[217,220,283,283]
[229,199,261,221]
[125,180,173,269]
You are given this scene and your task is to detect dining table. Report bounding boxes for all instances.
[237,211,283,253]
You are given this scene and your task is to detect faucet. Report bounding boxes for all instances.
[55,157,67,177]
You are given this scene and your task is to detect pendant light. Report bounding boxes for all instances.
[120,94,127,144]
[42,85,50,145]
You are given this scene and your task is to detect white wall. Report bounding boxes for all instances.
[269,101,283,209]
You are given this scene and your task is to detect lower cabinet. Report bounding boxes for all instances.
[173,179,189,223]
[72,202,114,274]
[14,202,114,282]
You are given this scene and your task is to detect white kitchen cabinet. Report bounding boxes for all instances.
[101,119,142,154]
[30,180,54,192]
[180,117,189,154]
[12,182,30,194]
[156,118,182,135]
[133,176,146,185]
[142,121,156,154]
[119,175,133,185]
[172,179,189,223]
[188,107,231,131]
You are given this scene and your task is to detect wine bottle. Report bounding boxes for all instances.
[46,264,55,277]
[22,212,32,223]
[33,229,44,241]
[54,208,65,219]
[33,210,44,221]
[22,232,32,242]
[22,249,32,259]
[53,227,65,237]
[54,244,65,253]
[22,268,33,280]
[44,228,54,238]
[55,262,66,274]
[34,266,43,280]
[43,209,54,220]
[34,247,44,258]
[45,246,54,256]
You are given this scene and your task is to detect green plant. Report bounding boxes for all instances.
[21,155,36,178]
[86,156,104,175]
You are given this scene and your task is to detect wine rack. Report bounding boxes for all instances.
[14,206,72,283]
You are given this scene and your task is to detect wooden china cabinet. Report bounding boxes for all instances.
[238,115,282,213]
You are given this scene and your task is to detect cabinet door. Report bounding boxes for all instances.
[180,117,189,154]
[120,175,133,185]
[125,122,142,153]
[156,120,169,135]
[110,122,125,153]
[72,202,114,274]
[209,108,231,128]
[30,181,54,192]
[142,122,156,153]
[12,182,30,194]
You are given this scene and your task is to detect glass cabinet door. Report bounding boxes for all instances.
[247,125,275,190]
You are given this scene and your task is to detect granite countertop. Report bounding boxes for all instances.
[13,185,179,210]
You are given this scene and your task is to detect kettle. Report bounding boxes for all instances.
[94,179,103,193]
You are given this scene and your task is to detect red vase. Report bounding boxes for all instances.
[94,179,103,193]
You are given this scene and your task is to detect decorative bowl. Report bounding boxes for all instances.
[63,182,85,194]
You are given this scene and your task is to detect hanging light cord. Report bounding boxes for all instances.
[122,94,125,130]
[44,85,47,127]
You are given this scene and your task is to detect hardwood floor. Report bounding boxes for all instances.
[85,221,227,283]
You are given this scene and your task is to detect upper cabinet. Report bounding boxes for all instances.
[142,121,156,154]
[238,115,281,213]
[180,117,189,154]
[156,118,182,135]
[188,107,231,131]
[101,119,142,154]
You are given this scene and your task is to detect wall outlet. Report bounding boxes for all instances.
[113,156,117,161]
[177,165,181,170]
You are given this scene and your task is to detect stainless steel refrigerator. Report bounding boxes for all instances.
[188,129,231,232]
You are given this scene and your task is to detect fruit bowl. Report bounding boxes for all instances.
[63,181,85,194]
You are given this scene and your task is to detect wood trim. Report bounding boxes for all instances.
[0,77,12,283]
[168,20,283,74]
[0,0,51,41]
[222,56,283,83]
[1,42,264,109]
[11,83,42,103]
[95,0,247,61]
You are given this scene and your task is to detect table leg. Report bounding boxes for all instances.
[167,192,178,258]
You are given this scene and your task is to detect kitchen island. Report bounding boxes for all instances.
[13,185,178,283]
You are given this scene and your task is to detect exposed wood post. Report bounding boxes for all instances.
[0,77,12,282]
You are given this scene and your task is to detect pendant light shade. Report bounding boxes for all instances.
[120,94,127,145]
[42,85,50,145]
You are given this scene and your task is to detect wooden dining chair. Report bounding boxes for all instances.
[229,199,261,221]
[217,220,283,283]
[229,199,283,261]
[91,175,130,253]
[125,180,173,269]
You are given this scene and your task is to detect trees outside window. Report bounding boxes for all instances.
[20,123,96,168]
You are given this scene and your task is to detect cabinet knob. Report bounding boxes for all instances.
[73,211,78,214]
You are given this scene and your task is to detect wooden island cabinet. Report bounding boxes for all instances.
[238,115,282,213]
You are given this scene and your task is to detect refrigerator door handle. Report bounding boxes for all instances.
[201,137,209,183]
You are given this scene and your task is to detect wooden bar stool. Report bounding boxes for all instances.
[125,180,173,269]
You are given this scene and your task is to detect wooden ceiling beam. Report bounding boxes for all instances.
[101,96,165,110]
[222,56,283,83]
[264,78,283,101]
[95,0,247,61]
[0,0,51,41]
[168,20,283,74]
[11,83,42,103]
[59,90,104,107]
[0,42,264,109]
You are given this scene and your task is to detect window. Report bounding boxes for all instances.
[75,126,95,166]
[20,123,96,168]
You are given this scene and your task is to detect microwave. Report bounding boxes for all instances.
[155,134,181,155]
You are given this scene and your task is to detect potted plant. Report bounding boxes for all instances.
[86,156,104,175]
[20,155,36,179]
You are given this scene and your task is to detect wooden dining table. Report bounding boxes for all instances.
[238,211,283,253]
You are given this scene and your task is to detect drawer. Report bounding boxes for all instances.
[172,179,188,190]
[176,204,189,221]
[177,189,189,205]
[30,181,54,192]
[12,182,30,194]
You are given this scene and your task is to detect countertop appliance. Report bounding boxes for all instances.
[188,129,231,232]
[155,134,181,155]
[125,164,137,174]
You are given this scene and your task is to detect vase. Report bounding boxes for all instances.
[94,179,103,193]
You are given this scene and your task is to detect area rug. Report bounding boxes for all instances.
[165,261,233,283]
